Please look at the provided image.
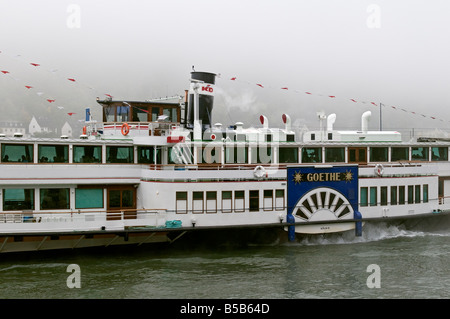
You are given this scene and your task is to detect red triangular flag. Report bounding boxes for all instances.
[25,86,33,89]
[230,77,236,81]
[281,87,288,90]
[329,95,336,98]
[47,99,55,103]
[1,70,9,74]
[68,78,76,82]
[305,92,312,95]
[350,99,357,102]
[67,112,76,116]
[256,84,264,88]
[30,63,40,67]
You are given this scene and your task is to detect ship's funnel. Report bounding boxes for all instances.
[185,71,216,130]
[361,111,371,133]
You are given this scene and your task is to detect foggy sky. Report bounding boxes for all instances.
[0,0,449,134]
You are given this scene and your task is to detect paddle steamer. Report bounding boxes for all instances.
[0,71,448,253]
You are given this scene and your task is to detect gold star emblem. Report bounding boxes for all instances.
[292,171,303,184]
[343,170,353,182]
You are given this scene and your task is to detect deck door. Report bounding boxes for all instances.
[106,186,136,220]
[348,147,367,164]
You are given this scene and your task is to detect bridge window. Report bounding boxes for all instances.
[325,147,345,163]
[279,147,298,163]
[38,145,69,163]
[1,144,33,163]
[411,147,429,161]
[391,147,409,161]
[3,188,34,211]
[225,146,248,164]
[263,190,273,211]
[380,186,388,206]
[370,147,388,162]
[302,147,322,163]
[251,147,272,164]
[431,147,448,161]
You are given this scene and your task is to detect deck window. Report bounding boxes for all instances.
[390,186,397,205]
[415,185,421,204]
[75,188,103,209]
[370,147,388,162]
[408,185,414,204]
[380,187,388,206]
[73,145,102,163]
[370,187,377,206]
[423,184,428,203]
[138,146,159,164]
[399,186,405,205]
[263,190,273,211]
[106,146,134,163]
[302,147,322,163]
[176,191,188,214]
[249,190,259,212]
[193,191,204,213]
[275,189,285,210]
[222,191,232,213]
[3,189,34,211]
[325,147,345,163]
[38,145,69,163]
[40,188,70,210]
[411,147,429,161]
[1,144,33,163]
[391,147,409,161]
[360,187,368,207]
[431,147,448,161]
[206,191,217,213]
[234,191,245,212]
[279,147,298,163]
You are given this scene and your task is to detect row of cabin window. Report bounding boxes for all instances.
[2,188,104,211]
[175,189,285,214]
[2,144,448,165]
[360,184,429,207]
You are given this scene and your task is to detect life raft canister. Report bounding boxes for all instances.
[121,123,130,136]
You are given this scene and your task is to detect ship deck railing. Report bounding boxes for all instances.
[148,162,427,171]
[0,208,168,225]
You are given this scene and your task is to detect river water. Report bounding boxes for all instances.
[1,215,449,302]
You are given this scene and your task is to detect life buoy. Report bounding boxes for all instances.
[121,123,130,136]
[375,164,384,176]
[253,165,267,179]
